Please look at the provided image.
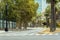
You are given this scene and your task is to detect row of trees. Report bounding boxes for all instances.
[0,0,39,30]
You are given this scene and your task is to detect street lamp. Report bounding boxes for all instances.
[5,3,8,32]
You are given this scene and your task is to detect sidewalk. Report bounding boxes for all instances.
[0,27,43,36]
[38,28,60,35]
[0,31,5,33]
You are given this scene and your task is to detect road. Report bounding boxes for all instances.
[0,27,60,40]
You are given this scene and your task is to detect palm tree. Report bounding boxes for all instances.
[50,0,56,32]
[46,0,60,32]
[46,0,56,32]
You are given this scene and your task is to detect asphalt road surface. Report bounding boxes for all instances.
[0,27,60,40]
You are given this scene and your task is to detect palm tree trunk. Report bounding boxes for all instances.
[50,0,56,32]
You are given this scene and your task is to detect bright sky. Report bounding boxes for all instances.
[35,0,47,13]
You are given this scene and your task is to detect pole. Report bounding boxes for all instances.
[5,3,8,32]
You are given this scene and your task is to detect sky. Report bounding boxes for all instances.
[35,0,47,13]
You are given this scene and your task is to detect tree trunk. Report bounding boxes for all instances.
[23,21,27,30]
[19,22,22,29]
[50,0,56,32]
[16,20,21,30]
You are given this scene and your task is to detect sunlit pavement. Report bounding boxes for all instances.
[0,27,44,36]
[0,35,60,40]
[0,27,60,40]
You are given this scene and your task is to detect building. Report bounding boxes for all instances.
[35,0,47,13]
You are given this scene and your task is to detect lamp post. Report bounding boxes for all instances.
[5,3,8,32]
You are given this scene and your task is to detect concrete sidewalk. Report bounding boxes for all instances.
[0,27,44,36]
[38,28,60,35]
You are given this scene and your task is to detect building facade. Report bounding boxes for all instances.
[35,0,47,13]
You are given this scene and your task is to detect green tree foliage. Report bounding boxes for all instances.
[46,0,60,32]
[46,0,60,4]
[45,5,51,14]
[14,0,39,29]
[56,2,60,12]
[0,0,39,29]
[45,5,51,28]
[0,0,16,21]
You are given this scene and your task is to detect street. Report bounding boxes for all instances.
[0,35,60,40]
[0,27,60,40]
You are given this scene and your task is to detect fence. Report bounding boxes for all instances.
[0,20,16,30]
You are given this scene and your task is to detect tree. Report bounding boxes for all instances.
[0,0,39,30]
[45,5,51,28]
[15,0,39,29]
[46,0,60,32]
[55,2,60,27]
